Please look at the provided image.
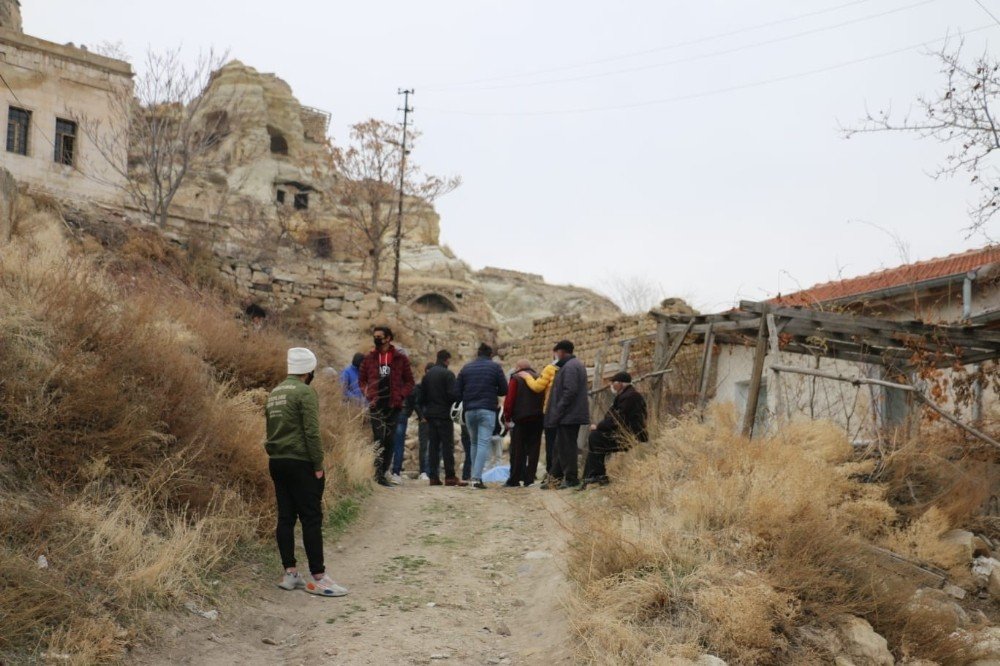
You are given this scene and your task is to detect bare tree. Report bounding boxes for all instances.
[330,119,460,293]
[845,40,1000,233]
[83,47,231,228]
[603,273,666,315]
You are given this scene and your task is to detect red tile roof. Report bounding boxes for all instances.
[772,246,1000,307]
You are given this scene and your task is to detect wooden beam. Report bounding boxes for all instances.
[589,368,673,396]
[742,310,770,439]
[912,392,1000,450]
[741,300,1000,348]
[652,318,695,420]
[697,323,716,410]
[619,338,633,373]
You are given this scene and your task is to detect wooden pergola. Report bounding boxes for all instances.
[646,300,1000,442]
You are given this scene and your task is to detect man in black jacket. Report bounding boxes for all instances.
[545,340,589,489]
[418,350,466,486]
[582,372,648,488]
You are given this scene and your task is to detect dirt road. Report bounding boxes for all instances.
[135,483,574,665]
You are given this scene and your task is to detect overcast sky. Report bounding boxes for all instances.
[23,0,1000,311]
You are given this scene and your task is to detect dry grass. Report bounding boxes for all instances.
[0,231,373,663]
[567,408,985,665]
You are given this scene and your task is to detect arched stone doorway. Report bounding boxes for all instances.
[411,293,457,314]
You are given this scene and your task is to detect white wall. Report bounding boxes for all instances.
[0,28,131,203]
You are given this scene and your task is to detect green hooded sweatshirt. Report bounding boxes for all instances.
[265,376,323,470]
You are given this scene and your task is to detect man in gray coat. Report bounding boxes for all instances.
[544,339,589,489]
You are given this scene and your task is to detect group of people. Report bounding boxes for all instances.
[260,328,650,596]
[341,327,650,491]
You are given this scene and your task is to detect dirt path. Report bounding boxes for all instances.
[134,483,574,666]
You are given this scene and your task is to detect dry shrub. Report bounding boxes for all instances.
[876,425,994,525]
[0,237,372,662]
[567,411,964,665]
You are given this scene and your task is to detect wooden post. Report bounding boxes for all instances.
[592,325,615,392]
[697,323,716,411]
[619,338,633,374]
[652,318,694,420]
[767,313,783,422]
[741,308,770,439]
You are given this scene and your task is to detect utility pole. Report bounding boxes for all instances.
[391,88,413,302]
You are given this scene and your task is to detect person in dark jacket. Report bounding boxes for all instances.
[545,340,589,489]
[456,342,507,489]
[415,362,434,480]
[582,372,648,489]
[359,326,415,487]
[265,347,347,597]
[418,350,466,486]
[503,359,545,487]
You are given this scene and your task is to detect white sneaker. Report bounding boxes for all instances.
[277,571,306,590]
[305,574,348,597]
[388,473,403,485]
[418,472,429,481]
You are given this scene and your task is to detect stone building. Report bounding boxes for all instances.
[0,0,132,202]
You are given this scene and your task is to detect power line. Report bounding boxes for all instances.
[422,0,882,92]
[420,23,997,117]
[973,0,1000,26]
[436,0,940,94]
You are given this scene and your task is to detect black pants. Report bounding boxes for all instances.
[269,458,325,576]
[509,419,543,486]
[427,417,456,480]
[370,406,400,477]
[461,422,472,481]
[551,424,582,484]
[417,419,430,475]
[543,426,557,475]
[584,430,625,480]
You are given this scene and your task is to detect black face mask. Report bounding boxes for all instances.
[304,372,315,385]
[374,337,386,348]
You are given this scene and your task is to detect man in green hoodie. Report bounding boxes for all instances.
[265,347,348,597]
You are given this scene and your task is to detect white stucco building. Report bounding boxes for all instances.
[712,246,1000,440]
[0,0,132,202]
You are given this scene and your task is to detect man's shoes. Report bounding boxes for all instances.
[429,478,444,486]
[504,480,518,488]
[376,476,393,487]
[471,480,487,489]
[387,473,403,485]
[444,477,468,487]
[305,574,348,597]
[558,480,581,490]
[418,472,430,481]
[277,571,306,590]
[597,475,611,486]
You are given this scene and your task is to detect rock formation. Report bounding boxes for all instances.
[0,0,22,32]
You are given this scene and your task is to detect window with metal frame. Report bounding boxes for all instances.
[6,106,30,156]
[55,118,77,166]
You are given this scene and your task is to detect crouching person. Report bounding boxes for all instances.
[265,347,348,597]
[582,372,648,489]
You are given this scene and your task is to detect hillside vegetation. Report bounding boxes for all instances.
[0,210,372,664]
[568,408,1000,665]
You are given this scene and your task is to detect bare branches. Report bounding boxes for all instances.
[602,273,666,315]
[81,47,232,228]
[844,40,1000,232]
[329,119,460,293]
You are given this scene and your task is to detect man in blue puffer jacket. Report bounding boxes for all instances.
[456,343,507,489]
